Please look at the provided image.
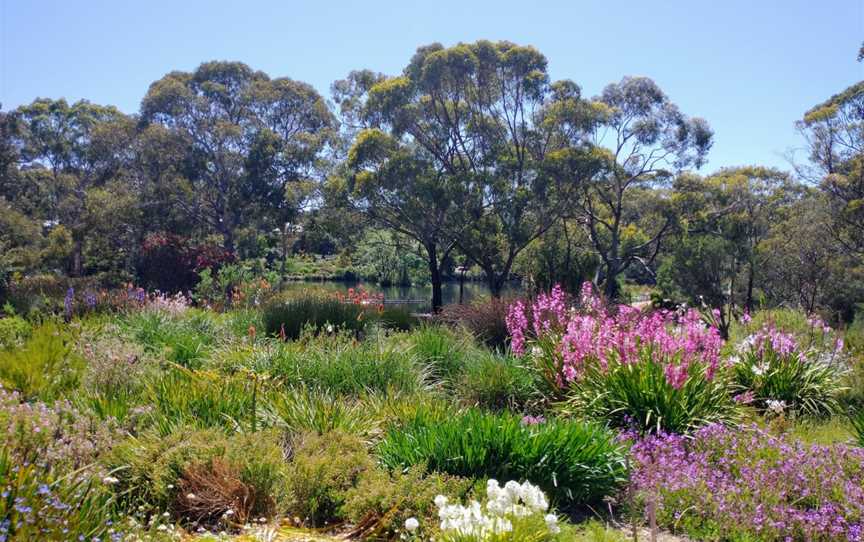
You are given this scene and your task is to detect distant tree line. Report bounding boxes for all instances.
[1,41,862,319]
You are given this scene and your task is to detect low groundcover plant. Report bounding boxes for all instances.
[629,423,864,541]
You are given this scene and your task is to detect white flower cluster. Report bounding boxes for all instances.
[766,399,787,414]
[433,479,560,539]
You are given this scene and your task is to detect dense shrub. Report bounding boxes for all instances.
[104,426,287,525]
[75,327,155,423]
[0,314,30,349]
[0,387,119,471]
[439,297,514,350]
[0,322,84,401]
[343,465,475,540]
[137,232,233,293]
[174,431,287,528]
[630,424,864,541]
[730,324,845,417]
[286,430,375,527]
[262,292,367,340]
[376,408,628,506]
[456,351,538,411]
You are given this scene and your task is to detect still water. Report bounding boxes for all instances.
[279,280,520,312]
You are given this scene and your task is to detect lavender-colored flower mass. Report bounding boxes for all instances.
[629,424,864,541]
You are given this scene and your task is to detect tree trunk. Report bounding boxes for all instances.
[71,238,83,277]
[488,272,504,298]
[426,242,443,313]
[603,262,621,300]
[745,261,755,313]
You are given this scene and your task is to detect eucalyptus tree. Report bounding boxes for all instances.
[345,127,462,311]
[797,80,864,255]
[573,76,713,299]
[356,40,602,297]
[661,167,798,335]
[140,61,335,253]
[14,98,135,275]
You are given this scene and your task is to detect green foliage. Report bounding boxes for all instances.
[731,345,844,418]
[251,335,425,396]
[456,351,538,411]
[0,322,84,401]
[405,324,472,382]
[376,408,628,506]
[264,387,377,438]
[262,293,367,340]
[0,314,30,349]
[123,308,218,368]
[145,368,258,434]
[849,408,864,447]
[563,355,739,435]
[285,431,375,527]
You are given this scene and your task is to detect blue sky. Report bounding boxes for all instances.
[1,0,861,172]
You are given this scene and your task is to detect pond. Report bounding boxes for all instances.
[279,280,521,312]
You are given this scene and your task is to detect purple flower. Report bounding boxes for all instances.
[64,287,74,321]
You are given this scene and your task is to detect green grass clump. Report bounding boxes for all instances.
[0,321,84,401]
[404,324,473,382]
[732,344,844,419]
[264,387,377,438]
[122,308,219,369]
[262,293,366,340]
[145,368,259,434]
[456,350,538,411]
[563,354,739,435]
[376,408,627,506]
[253,336,426,396]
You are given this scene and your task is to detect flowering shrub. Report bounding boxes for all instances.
[420,480,562,541]
[0,386,119,472]
[507,283,723,394]
[731,322,846,417]
[508,283,734,433]
[0,448,120,542]
[629,424,864,541]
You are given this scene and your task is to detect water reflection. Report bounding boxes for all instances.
[279,280,520,312]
